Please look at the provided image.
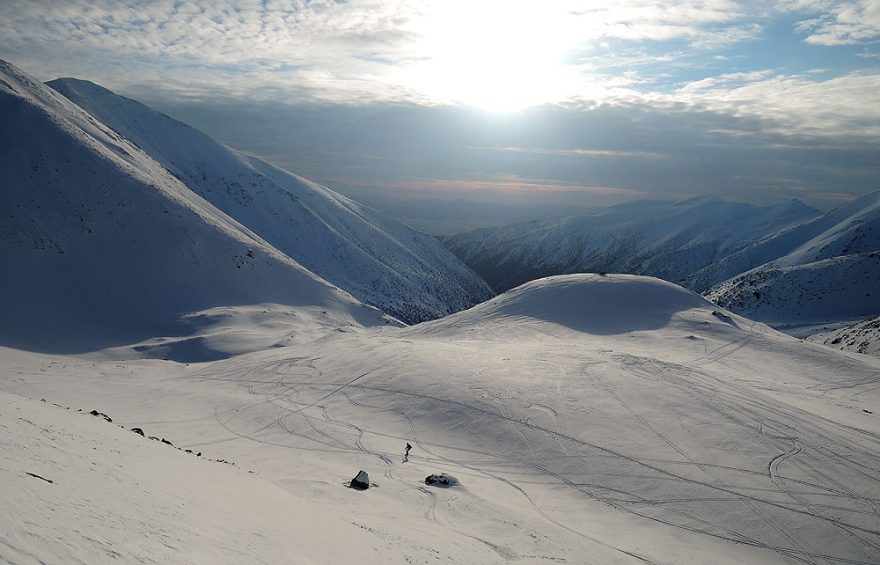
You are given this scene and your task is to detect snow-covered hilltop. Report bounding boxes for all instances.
[444,196,819,293]
[3,274,879,564]
[0,59,391,353]
[46,78,493,324]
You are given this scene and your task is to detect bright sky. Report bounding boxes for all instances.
[1,0,879,219]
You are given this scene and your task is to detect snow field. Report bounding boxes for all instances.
[3,275,879,564]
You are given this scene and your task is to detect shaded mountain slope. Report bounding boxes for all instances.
[807,315,880,357]
[690,189,880,291]
[704,191,880,326]
[47,78,493,323]
[0,60,387,352]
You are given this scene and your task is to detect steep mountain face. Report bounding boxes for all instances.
[0,60,388,352]
[444,196,819,293]
[46,78,493,323]
[807,315,880,357]
[705,191,880,326]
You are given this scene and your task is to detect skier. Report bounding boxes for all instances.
[404,442,412,459]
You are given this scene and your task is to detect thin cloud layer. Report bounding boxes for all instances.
[788,0,880,45]
[2,0,878,130]
[670,71,880,137]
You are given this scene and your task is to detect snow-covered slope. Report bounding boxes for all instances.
[807,315,880,357]
[0,60,389,353]
[0,389,400,564]
[705,191,880,327]
[46,78,493,324]
[4,274,878,564]
[444,196,819,292]
[692,190,880,291]
[705,252,880,326]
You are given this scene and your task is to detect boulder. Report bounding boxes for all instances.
[424,473,458,487]
[350,470,370,490]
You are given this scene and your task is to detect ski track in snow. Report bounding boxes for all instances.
[180,342,880,564]
[3,276,879,563]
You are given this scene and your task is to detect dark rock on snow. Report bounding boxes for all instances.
[425,473,459,487]
[350,470,370,490]
[89,409,112,422]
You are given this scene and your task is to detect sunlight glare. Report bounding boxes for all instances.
[406,1,581,111]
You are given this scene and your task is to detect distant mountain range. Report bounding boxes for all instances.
[445,191,880,330]
[444,197,817,289]
[0,59,490,352]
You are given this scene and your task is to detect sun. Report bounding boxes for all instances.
[404,1,581,112]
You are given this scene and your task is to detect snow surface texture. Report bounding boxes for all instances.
[47,78,493,324]
[444,196,819,293]
[0,60,396,354]
[0,390,393,564]
[807,316,880,357]
[705,191,880,327]
[3,274,879,564]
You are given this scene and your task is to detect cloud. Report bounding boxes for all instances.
[1,0,878,142]
[678,70,778,93]
[165,100,876,218]
[0,0,775,104]
[0,0,424,103]
[787,0,880,45]
[569,0,761,47]
[670,70,880,137]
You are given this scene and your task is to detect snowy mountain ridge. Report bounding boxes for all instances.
[704,190,880,327]
[0,59,392,353]
[689,189,880,290]
[47,77,493,324]
[444,196,820,293]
